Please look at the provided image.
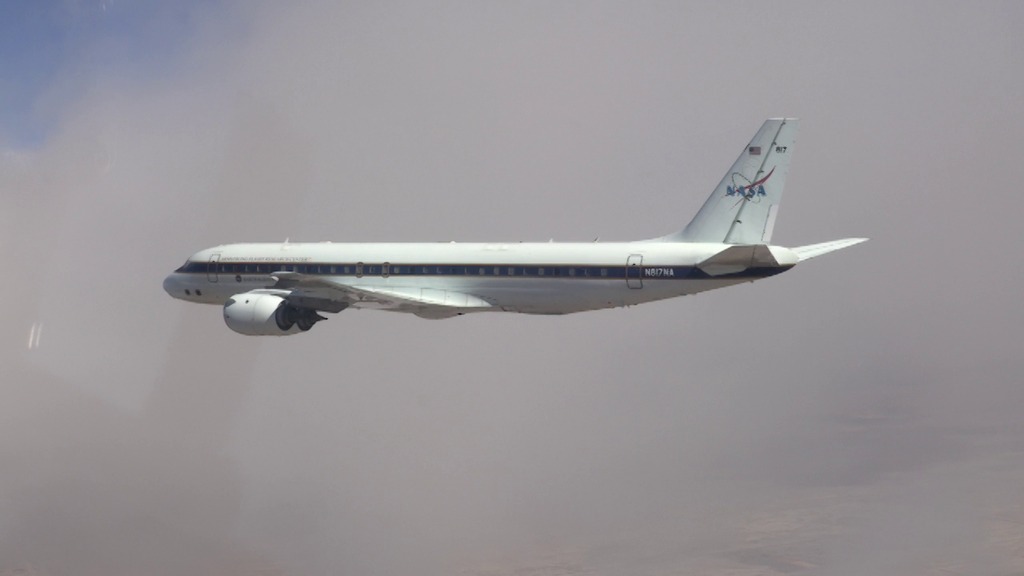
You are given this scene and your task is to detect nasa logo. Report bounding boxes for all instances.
[725,166,776,201]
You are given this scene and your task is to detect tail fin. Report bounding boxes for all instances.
[660,118,799,244]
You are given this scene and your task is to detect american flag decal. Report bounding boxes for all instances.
[748,146,761,155]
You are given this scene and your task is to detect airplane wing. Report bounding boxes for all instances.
[259,271,493,319]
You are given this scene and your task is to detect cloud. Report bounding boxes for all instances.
[2,1,1024,574]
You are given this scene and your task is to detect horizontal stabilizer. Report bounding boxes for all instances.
[792,238,868,261]
[698,244,782,276]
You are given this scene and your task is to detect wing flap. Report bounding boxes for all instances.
[353,286,492,309]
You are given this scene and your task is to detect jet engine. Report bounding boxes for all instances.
[223,293,325,336]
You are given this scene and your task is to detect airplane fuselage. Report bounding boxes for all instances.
[163,241,798,316]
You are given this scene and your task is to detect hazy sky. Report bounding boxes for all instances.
[2,1,1023,575]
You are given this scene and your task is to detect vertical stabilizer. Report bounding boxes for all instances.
[660,118,799,244]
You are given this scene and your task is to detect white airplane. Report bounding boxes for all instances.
[164,118,865,335]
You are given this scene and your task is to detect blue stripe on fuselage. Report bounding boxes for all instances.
[174,261,792,280]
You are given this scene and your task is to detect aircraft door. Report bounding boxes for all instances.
[626,254,643,289]
[208,253,220,283]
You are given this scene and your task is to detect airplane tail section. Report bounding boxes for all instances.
[659,118,799,244]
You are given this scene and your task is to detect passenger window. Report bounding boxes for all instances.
[355,263,364,277]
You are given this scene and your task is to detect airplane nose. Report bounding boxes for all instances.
[163,274,179,298]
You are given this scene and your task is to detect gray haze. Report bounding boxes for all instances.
[2,2,1023,574]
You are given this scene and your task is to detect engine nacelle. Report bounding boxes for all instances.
[223,293,323,336]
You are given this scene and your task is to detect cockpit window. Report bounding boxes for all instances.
[175,260,208,273]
